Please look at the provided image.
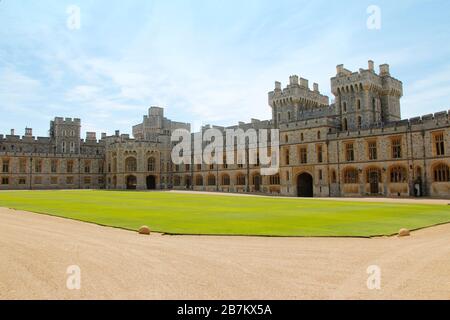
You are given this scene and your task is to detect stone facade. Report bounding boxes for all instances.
[1,61,449,198]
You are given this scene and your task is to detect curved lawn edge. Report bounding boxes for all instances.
[5,206,450,239]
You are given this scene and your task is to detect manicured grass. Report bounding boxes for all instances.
[0,190,449,237]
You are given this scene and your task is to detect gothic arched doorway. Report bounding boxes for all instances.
[146,175,156,190]
[297,173,313,197]
[126,175,137,190]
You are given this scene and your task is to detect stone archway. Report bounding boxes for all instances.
[297,173,313,197]
[146,175,156,190]
[126,175,137,190]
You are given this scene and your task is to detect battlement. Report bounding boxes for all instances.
[331,60,403,96]
[53,117,81,125]
[269,75,329,108]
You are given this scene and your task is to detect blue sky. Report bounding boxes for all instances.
[1,0,450,138]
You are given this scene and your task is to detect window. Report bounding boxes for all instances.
[2,159,9,173]
[287,112,291,121]
[434,132,445,156]
[391,138,402,159]
[285,134,289,143]
[300,133,304,141]
[331,170,337,183]
[343,168,358,184]
[222,174,230,186]
[84,160,91,173]
[390,166,407,183]
[70,142,75,153]
[345,143,354,162]
[148,157,156,171]
[357,99,361,110]
[366,168,381,183]
[372,98,376,111]
[18,178,26,185]
[319,170,323,181]
[67,160,74,173]
[1,177,9,185]
[285,150,290,165]
[19,158,27,173]
[84,177,91,185]
[368,141,377,160]
[207,175,216,186]
[35,159,42,173]
[299,147,307,164]
[62,142,66,153]
[98,160,104,174]
[66,176,74,185]
[236,174,246,186]
[357,116,362,128]
[317,131,321,140]
[125,157,137,172]
[342,118,348,131]
[51,177,58,185]
[197,164,202,171]
[195,175,203,186]
[269,174,280,185]
[173,176,181,186]
[317,145,323,163]
[185,164,190,171]
[343,102,347,113]
[433,164,449,182]
[51,160,58,173]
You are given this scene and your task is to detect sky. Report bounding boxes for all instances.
[1,0,450,138]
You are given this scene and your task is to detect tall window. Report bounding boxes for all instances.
[342,118,348,131]
[125,157,137,172]
[2,159,9,173]
[148,157,156,171]
[19,158,27,173]
[345,143,354,162]
[207,175,216,186]
[84,160,91,173]
[343,168,359,184]
[357,116,362,128]
[222,174,230,186]
[62,142,66,153]
[98,160,104,174]
[67,160,74,173]
[236,174,246,186]
[392,138,402,159]
[433,164,449,182]
[35,159,42,173]
[299,147,307,164]
[317,145,323,163]
[368,141,377,160]
[285,150,290,165]
[357,99,361,110]
[434,132,445,156]
[390,166,407,183]
[70,142,75,153]
[195,175,203,186]
[51,160,58,173]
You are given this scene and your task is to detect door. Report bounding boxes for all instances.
[297,173,313,197]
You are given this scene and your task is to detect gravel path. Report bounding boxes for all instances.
[0,208,449,300]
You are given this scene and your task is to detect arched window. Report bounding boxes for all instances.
[125,157,137,172]
[366,167,381,183]
[433,164,449,182]
[222,174,230,186]
[147,157,155,171]
[195,175,203,186]
[357,99,361,110]
[317,131,321,140]
[300,133,304,141]
[207,175,216,186]
[343,168,359,184]
[358,116,362,128]
[390,166,407,183]
[236,174,246,186]
[343,102,347,113]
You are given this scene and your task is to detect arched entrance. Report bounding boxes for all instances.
[146,175,156,190]
[126,175,137,190]
[253,174,261,192]
[297,173,313,197]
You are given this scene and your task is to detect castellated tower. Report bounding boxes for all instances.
[331,60,403,131]
[49,117,81,154]
[268,75,330,128]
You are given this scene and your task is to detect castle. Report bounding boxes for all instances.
[1,61,449,198]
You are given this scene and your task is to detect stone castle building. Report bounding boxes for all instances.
[1,61,449,198]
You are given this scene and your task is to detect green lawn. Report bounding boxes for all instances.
[0,190,449,237]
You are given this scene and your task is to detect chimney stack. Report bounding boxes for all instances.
[10,129,15,136]
[313,83,319,92]
[368,60,374,71]
[25,127,32,137]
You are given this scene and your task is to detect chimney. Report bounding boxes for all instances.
[313,83,319,92]
[379,64,390,76]
[115,130,120,137]
[10,129,15,136]
[368,60,374,71]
